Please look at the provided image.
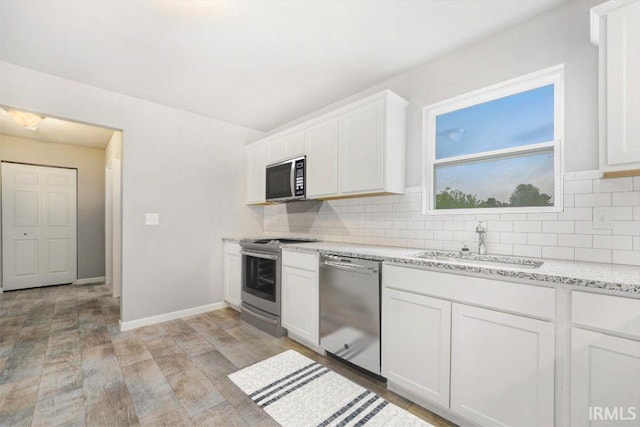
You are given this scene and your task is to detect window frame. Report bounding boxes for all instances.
[422,65,564,215]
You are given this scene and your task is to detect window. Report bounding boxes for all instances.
[423,65,563,214]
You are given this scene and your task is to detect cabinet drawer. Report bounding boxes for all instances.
[282,250,318,271]
[572,291,640,339]
[383,264,555,320]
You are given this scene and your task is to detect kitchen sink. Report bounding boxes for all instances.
[414,251,543,269]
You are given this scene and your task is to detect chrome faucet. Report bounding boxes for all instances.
[476,221,487,255]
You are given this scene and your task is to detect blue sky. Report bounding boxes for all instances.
[434,84,555,205]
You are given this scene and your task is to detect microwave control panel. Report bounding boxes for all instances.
[294,159,305,197]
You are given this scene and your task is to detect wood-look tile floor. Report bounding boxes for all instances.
[0,283,452,426]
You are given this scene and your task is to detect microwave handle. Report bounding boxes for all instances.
[290,160,295,195]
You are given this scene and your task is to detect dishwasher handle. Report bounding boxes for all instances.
[321,260,379,274]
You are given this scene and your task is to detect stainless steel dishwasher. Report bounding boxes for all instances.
[319,254,382,377]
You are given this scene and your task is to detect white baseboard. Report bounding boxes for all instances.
[75,276,106,285]
[119,301,228,331]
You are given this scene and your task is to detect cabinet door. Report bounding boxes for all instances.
[571,328,640,427]
[223,244,241,309]
[606,1,640,166]
[265,137,286,165]
[339,99,385,194]
[306,118,339,198]
[245,143,265,204]
[382,288,451,408]
[281,266,318,346]
[450,304,554,427]
[284,130,305,159]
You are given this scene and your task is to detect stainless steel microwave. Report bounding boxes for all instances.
[265,156,306,202]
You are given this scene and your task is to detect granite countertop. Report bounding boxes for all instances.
[282,241,640,295]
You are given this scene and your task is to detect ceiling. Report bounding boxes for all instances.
[0,108,115,149]
[0,0,571,132]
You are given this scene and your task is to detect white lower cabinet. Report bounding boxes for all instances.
[281,250,319,347]
[450,303,555,427]
[223,242,241,309]
[382,265,556,426]
[571,328,640,427]
[382,289,451,408]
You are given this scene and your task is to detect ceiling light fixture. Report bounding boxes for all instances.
[6,109,45,130]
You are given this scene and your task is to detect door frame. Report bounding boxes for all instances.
[0,160,79,289]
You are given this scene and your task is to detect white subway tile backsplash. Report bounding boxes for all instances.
[612,191,640,206]
[444,221,464,231]
[528,233,558,246]
[542,246,574,260]
[575,220,613,235]
[500,232,528,244]
[557,207,592,221]
[514,221,542,233]
[264,169,639,266]
[564,194,575,208]
[487,221,513,232]
[487,243,513,255]
[593,235,633,250]
[434,230,453,240]
[574,193,612,207]
[542,221,575,234]
[558,234,592,248]
[564,179,592,194]
[613,222,640,236]
[527,212,559,221]
[593,177,633,193]
[575,248,612,263]
[612,250,640,266]
[513,244,542,258]
[574,170,600,180]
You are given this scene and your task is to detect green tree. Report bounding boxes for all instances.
[436,187,482,209]
[508,184,552,207]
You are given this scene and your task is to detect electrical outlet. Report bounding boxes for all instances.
[593,207,613,230]
[145,213,159,225]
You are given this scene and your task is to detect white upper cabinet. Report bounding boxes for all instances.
[265,130,306,165]
[244,142,266,204]
[592,0,640,174]
[339,99,385,194]
[306,118,339,198]
[244,90,408,204]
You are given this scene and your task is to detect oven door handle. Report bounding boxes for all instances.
[241,305,278,325]
[240,250,279,260]
[321,261,378,274]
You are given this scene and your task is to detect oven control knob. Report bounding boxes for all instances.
[344,344,349,350]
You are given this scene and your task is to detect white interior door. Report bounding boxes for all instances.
[1,162,77,290]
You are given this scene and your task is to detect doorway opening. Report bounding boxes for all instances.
[0,106,123,302]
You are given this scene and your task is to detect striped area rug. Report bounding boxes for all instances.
[228,350,433,427]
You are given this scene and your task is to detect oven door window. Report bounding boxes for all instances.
[266,162,293,199]
[244,255,276,302]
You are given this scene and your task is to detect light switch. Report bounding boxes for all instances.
[593,207,613,230]
[145,213,160,225]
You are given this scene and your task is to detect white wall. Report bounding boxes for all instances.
[0,135,106,283]
[0,61,264,321]
[270,0,601,186]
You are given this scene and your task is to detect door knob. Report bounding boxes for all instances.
[23,233,27,236]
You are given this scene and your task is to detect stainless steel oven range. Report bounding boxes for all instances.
[239,238,315,337]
